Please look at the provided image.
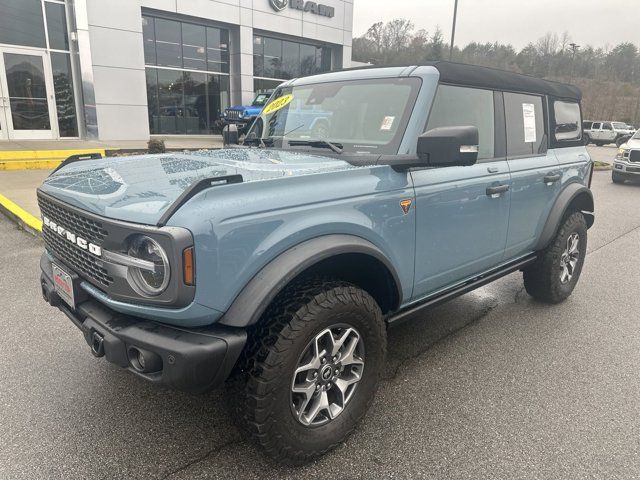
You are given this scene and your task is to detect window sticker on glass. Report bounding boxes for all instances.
[522,103,536,143]
[263,94,294,115]
[380,116,395,131]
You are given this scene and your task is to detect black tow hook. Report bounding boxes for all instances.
[90,331,105,357]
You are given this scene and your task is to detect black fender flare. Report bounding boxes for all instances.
[218,234,403,328]
[535,183,594,251]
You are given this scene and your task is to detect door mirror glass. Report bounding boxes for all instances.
[417,126,479,167]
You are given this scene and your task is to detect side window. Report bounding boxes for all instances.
[602,122,613,131]
[554,101,582,142]
[426,85,495,160]
[504,92,545,156]
[592,122,601,130]
[582,121,592,130]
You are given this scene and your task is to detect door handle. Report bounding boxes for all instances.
[543,173,561,184]
[486,184,509,197]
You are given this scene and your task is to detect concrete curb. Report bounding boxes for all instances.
[0,193,42,236]
[0,148,108,170]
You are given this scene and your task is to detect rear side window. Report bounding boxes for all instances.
[554,101,582,142]
[504,92,545,156]
[427,85,495,160]
[582,121,592,130]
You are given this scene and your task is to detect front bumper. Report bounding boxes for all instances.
[613,160,640,176]
[40,269,246,393]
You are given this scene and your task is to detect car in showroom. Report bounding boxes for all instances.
[38,62,594,464]
[613,129,640,183]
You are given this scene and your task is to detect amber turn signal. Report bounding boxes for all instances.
[183,247,195,286]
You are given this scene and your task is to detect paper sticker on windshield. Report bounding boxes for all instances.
[380,116,395,131]
[263,94,294,115]
[522,103,536,143]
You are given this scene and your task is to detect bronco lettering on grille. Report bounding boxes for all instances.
[42,216,102,257]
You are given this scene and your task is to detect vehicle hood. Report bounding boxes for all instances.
[39,149,357,225]
[226,105,262,115]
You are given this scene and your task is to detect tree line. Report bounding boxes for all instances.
[353,20,640,125]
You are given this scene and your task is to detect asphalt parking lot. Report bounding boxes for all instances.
[1,146,639,479]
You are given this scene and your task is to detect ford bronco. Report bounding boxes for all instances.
[38,62,594,464]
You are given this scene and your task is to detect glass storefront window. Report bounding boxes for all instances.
[142,15,230,74]
[142,14,231,135]
[45,2,69,51]
[182,23,206,71]
[206,27,229,73]
[0,0,46,48]
[142,16,156,65]
[146,68,230,135]
[154,18,182,68]
[253,35,332,89]
[254,78,282,93]
[50,52,78,137]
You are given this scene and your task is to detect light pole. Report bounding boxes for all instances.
[449,0,459,60]
[569,42,580,82]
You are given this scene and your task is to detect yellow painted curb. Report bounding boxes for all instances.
[0,193,42,233]
[0,148,108,170]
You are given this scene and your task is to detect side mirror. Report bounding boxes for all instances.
[222,124,239,146]
[417,126,479,167]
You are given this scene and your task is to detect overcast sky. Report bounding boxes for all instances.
[353,0,640,50]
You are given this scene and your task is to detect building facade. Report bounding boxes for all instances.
[0,0,353,142]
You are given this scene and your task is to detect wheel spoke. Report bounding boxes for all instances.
[329,328,353,357]
[568,234,580,254]
[340,335,363,367]
[303,390,329,424]
[560,264,569,283]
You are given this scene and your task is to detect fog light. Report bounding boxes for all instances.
[128,346,162,373]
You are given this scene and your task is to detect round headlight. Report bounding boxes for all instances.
[127,235,170,296]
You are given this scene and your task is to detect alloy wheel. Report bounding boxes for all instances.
[560,232,580,284]
[291,325,365,427]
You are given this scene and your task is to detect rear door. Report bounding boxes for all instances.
[411,85,510,298]
[591,122,602,140]
[601,122,615,143]
[503,92,560,260]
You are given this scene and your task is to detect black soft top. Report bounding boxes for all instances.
[425,61,582,101]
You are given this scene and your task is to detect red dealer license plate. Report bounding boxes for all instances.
[52,263,75,309]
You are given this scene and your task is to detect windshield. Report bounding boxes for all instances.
[252,94,270,107]
[246,77,421,155]
[633,130,640,140]
[613,122,627,129]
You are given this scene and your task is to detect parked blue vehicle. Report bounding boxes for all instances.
[38,63,594,465]
[220,91,273,132]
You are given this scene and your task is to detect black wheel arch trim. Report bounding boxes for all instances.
[535,183,594,251]
[218,234,403,328]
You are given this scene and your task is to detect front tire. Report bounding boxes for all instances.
[233,279,386,464]
[612,171,625,184]
[523,211,587,303]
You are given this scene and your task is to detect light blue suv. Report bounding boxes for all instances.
[38,62,594,464]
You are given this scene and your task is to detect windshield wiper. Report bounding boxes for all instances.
[243,136,275,148]
[287,139,344,154]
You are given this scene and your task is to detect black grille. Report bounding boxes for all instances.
[38,195,113,287]
[225,109,240,120]
[629,150,640,163]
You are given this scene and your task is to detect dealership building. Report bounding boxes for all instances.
[0,0,353,142]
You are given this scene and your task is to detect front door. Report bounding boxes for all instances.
[411,84,510,300]
[0,48,57,140]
